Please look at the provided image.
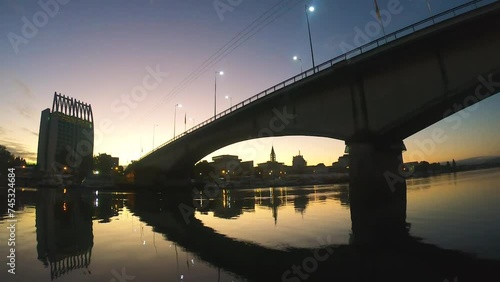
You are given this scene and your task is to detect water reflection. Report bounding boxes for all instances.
[125,183,500,282]
[2,170,500,281]
[196,185,350,223]
[36,189,94,280]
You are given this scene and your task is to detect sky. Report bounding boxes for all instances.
[1,0,499,167]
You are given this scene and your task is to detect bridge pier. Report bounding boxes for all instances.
[133,167,192,187]
[347,140,409,244]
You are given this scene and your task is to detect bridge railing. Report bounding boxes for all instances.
[140,0,496,161]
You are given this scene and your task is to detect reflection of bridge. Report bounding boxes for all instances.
[126,188,500,282]
[129,1,500,189]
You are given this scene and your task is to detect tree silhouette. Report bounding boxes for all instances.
[0,145,14,173]
[11,156,26,167]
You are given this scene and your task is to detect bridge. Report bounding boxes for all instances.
[128,0,500,201]
[129,0,500,179]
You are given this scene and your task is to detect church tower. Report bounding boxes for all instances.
[270,146,276,162]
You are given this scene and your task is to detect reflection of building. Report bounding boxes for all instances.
[37,92,94,177]
[36,189,94,280]
[257,146,285,177]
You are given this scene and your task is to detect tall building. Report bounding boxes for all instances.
[37,92,94,178]
[292,151,307,169]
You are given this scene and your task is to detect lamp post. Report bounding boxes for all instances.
[293,56,303,77]
[214,71,224,118]
[225,95,232,108]
[305,5,316,72]
[173,104,182,138]
[152,124,158,151]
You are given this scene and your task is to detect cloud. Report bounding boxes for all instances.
[13,79,34,97]
[0,139,37,162]
[22,127,38,137]
[16,104,35,120]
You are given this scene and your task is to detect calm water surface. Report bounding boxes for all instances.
[1,168,499,281]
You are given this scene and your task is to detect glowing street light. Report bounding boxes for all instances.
[173,104,182,138]
[305,5,316,72]
[293,56,303,76]
[214,71,224,118]
[225,95,232,108]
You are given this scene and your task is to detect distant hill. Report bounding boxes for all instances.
[443,156,500,166]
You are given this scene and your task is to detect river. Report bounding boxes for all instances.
[1,168,499,281]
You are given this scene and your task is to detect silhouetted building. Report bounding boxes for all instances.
[239,161,254,176]
[332,154,350,171]
[209,155,253,176]
[37,92,94,178]
[257,146,285,177]
[212,155,241,174]
[94,153,120,174]
[291,151,307,173]
[314,163,328,174]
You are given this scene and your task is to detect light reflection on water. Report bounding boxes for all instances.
[0,167,499,281]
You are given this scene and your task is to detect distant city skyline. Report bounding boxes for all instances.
[1,0,499,167]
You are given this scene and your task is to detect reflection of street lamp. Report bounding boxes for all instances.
[305,5,316,72]
[152,124,158,151]
[189,117,195,129]
[293,56,303,76]
[225,95,232,108]
[173,104,182,138]
[214,71,224,118]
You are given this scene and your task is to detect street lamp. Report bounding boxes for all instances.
[225,95,232,108]
[173,104,182,138]
[214,71,224,118]
[305,5,316,72]
[293,56,303,77]
[152,124,158,151]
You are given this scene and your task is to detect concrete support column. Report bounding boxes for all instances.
[348,140,409,244]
